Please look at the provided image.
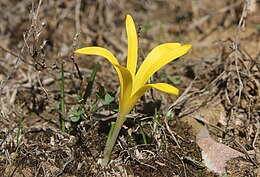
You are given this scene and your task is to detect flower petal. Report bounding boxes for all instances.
[122,83,179,115]
[145,83,179,95]
[114,65,133,114]
[75,47,119,65]
[132,43,180,92]
[126,15,138,78]
[133,44,191,93]
[75,46,132,110]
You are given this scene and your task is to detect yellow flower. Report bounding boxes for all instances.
[75,14,191,166]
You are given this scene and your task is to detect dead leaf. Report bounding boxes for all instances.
[196,127,244,175]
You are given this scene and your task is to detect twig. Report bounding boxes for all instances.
[252,121,259,149]
[36,72,49,99]
[75,0,81,33]
[234,139,259,167]
[167,77,197,111]
[234,0,250,105]
[163,151,187,177]
[0,47,21,99]
[218,0,244,13]
[0,75,10,99]
[164,116,180,148]
[71,32,83,81]
[191,115,226,133]
[54,150,74,176]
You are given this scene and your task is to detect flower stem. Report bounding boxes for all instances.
[101,113,126,166]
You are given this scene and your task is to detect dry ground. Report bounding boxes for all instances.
[0,0,259,176]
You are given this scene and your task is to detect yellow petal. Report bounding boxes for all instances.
[74,46,132,107]
[145,83,179,95]
[132,43,181,92]
[114,65,133,114]
[133,44,192,92]
[121,82,179,115]
[75,47,119,65]
[126,15,138,78]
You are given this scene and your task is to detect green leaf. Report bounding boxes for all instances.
[104,93,115,104]
[73,109,84,116]
[166,75,181,85]
[256,24,260,31]
[70,116,81,122]
[96,83,106,99]
[100,92,115,105]
[70,107,84,122]
[75,95,81,100]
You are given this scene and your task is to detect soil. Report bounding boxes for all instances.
[0,0,259,177]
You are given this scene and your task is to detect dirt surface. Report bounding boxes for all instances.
[0,0,259,176]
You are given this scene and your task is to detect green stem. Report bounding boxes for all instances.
[61,61,66,133]
[101,113,126,166]
[139,121,147,144]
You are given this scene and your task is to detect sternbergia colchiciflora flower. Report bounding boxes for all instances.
[75,14,192,166]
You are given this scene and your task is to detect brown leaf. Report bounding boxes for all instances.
[196,128,244,175]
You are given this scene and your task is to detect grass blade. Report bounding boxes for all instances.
[139,121,147,144]
[61,61,66,132]
[82,64,98,104]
